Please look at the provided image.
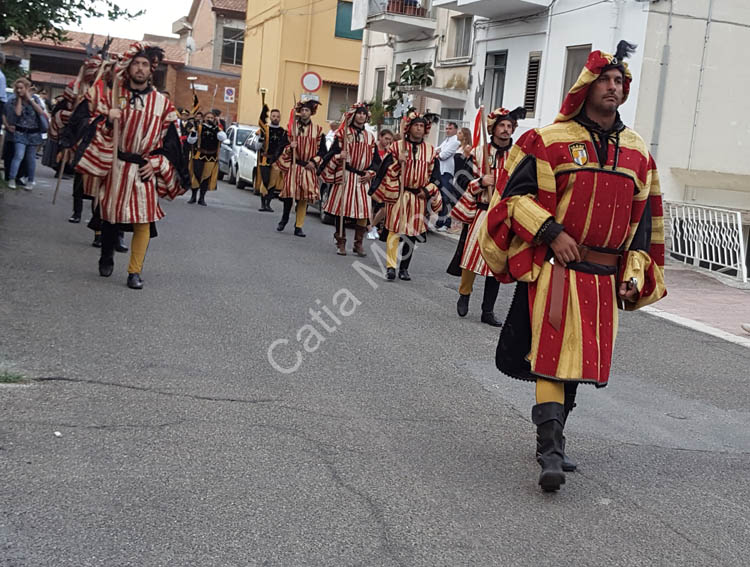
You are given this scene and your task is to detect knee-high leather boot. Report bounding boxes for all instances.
[562,382,579,472]
[334,226,347,255]
[353,224,367,257]
[198,188,207,206]
[277,198,293,231]
[99,222,117,277]
[532,402,566,492]
[188,189,197,204]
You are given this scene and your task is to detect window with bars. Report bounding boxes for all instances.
[451,16,472,58]
[524,51,542,118]
[221,27,244,66]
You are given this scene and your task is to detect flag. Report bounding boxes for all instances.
[287,107,296,135]
[472,107,482,149]
[191,93,200,116]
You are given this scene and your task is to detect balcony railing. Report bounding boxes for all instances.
[667,202,748,283]
[354,0,436,37]
[372,0,430,18]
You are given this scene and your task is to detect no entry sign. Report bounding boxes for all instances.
[301,71,322,93]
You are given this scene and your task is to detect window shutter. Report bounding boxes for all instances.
[524,52,542,118]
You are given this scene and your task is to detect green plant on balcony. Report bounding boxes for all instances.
[383,58,435,114]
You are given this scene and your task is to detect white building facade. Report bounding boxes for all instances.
[353,0,750,280]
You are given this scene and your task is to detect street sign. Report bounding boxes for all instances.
[300,71,322,93]
[224,86,235,103]
[193,83,209,92]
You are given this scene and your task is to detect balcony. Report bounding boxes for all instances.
[352,0,437,39]
[432,0,551,19]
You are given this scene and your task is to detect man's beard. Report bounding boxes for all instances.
[130,75,148,88]
[271,120,280,126]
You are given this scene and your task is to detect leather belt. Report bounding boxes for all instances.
[295,159,309,167]
[404,187,422,195]
[548,246,621,331]
[117,150,147,166]
[345,164,367,176]
[476,202,489,211]
[15,126,41,134]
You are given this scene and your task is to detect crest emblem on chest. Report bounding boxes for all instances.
[569,143,588,166]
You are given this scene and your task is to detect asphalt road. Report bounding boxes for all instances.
[1,166,749,566]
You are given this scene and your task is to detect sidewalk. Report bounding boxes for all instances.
[431,227,750,346]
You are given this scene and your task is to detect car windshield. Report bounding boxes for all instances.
[236,129,252,145]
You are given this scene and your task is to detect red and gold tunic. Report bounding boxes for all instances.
[321,125,375,220]
[452,143,510,275]
[479,119,666,386]
[277,120,326,202]
[372,138,443,237]
[76,83,184,224]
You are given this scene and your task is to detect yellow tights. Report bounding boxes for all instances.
[295,199,307,228]
[459,269,476,295]
[386,232,400,268]
[127,223,150,274]
[536,378,565,404]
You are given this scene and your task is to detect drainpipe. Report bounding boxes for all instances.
[610,0,623,49]
[650,0,673,160]
[357,28,370,101]
[687,0,713,175]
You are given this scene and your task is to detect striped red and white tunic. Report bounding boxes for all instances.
[76,83,183,224]
[452,143,510,275]
[277,120,325,202]
[321,126,375,219]
[372,139,442,237]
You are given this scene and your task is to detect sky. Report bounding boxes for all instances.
[72,0,194,40]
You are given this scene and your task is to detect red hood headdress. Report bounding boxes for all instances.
[556,40,636,122]
[115,42,164,80]
[337,102,371,133]
[402,109,439,136]
[294,96,321,116]
[486,106,526,134]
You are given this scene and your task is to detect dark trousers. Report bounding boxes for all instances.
[399,235,418,270]
[481,275,500,313]
[436,172,460,228]
[99,221,118,266]
[72,173,84,216]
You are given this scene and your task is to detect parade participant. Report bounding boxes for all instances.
[448,106,525,327]
[372,110,442,281]
[479,41,666,492]
[319,103,377,256]
[367,128,394,238]
[276,98,327,237]
[254,107,288,212]
[76,42,188,289]
[187,109,226,206]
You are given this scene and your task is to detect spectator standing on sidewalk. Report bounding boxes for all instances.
[435,121,460,232]
[4,78,48,190]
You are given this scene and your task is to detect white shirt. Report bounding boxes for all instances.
[437,134,460,176]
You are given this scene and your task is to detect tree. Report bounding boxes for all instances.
[383,59,435,114]
[0,1,144,43]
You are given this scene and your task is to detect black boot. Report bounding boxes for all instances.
[386,267,396,281]
[68,213,81,223]
[398,269,411,281]
[294,227,306,238]
[198,188,207,206]
[188,189,197,204]
[259,195,268,211]
[115,231,128,253]
[562,382,579,472]
[127,273,144,289]
[481,311,503,327]
[399,237,414,281]
[91,233,102,248]
[457,294,470,317]
[98,223,116,277]
[532,402,566,492]
[277,198,292,231]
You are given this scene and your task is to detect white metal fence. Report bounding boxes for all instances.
[666,202,749,283]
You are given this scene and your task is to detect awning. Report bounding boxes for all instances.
[31,71,78,87]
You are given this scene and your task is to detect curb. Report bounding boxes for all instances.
[641,306,750,349]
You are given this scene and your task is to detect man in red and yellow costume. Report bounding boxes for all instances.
[276,98,327,237]
[320,102,377,256]
[76,42,188,289]
[449,106,525,326]
[372,110,442,281]
[479,41,666,492]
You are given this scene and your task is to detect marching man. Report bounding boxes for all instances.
[319,103,377,256]
[187,109,227,206]
[372,110,442,281]
[75,42,188,289]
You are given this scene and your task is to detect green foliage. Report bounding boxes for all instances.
[0,371,26,383]
[0,1,144,42]
[368,100,386,127]
[2,62,28,85]
[382,58,435,114]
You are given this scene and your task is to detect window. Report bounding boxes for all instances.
[451,16,472,58]
[483,51,507,110]
[524,51,542,118]
[222,27,244,66]
[374,68,386,102]
[327,85,357,121]
[236,128,252,146]
[562,44,592,102]
[335,1,363,41]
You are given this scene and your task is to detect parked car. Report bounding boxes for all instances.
[218,124,256,183]
[236,131,259,190]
